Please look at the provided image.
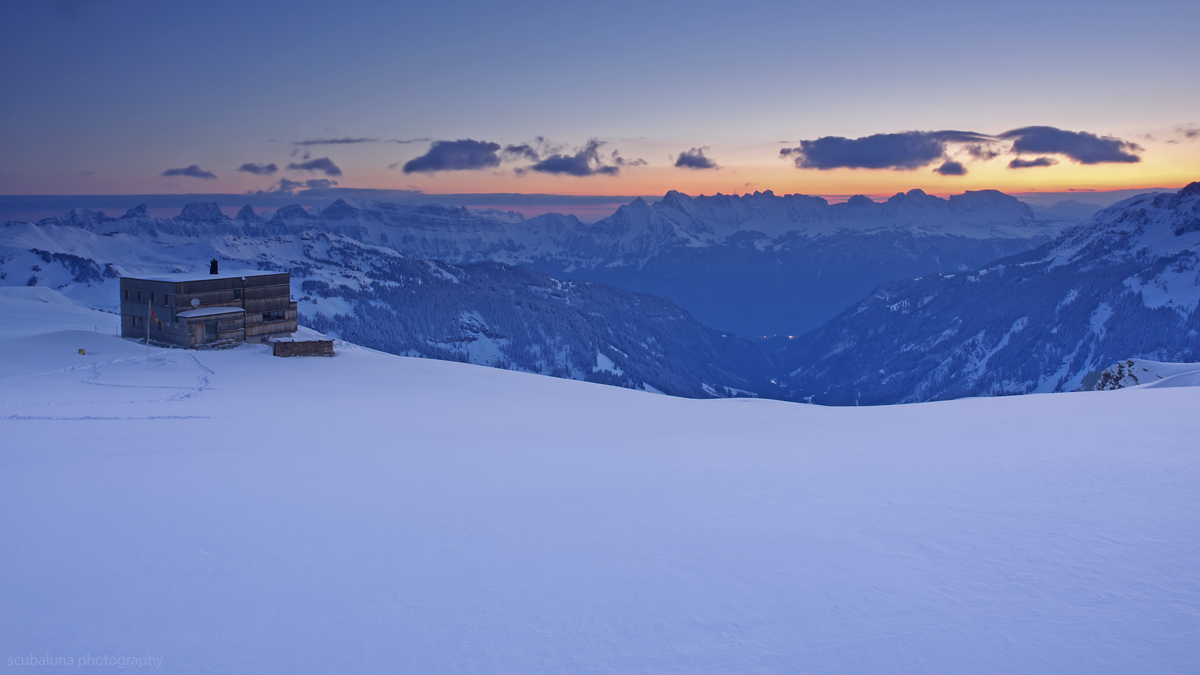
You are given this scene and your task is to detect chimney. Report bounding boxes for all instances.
[209,259,218,275]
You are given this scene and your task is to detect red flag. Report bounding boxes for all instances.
[150,306,158,321]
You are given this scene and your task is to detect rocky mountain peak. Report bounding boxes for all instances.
[122,204,149,219]
[177,202,230,223]
[235,205,262,222]
[1176,181,1200,199]
[271,204,314,221]
[320,199,360,220]
[843,195,877,208]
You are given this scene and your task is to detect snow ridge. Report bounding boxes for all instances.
[780,182,1200,404]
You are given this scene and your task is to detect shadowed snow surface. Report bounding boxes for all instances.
[1,298,1198,674]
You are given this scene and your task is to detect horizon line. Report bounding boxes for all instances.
[2,183,1190,224]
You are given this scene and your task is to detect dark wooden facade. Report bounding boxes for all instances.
[119,271,298,348]
[271,339,335,357]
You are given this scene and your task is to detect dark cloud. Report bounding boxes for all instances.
[78,170,94,176]
[402,139,502,173]
[252,178,334,194]
[529,152,613,176]
[780,130,989,170]
[162,165,217,179]
[388,138,432,144]
[238,162,278,175]
[1174,124,1199,141]
[525,139,632,177]
[293,137,377,146]
[674,147,719,170]
[500,136,568,163]
[261,178,305,194]
[997,126,1140,164]
[781,126,1143,171]
[1008,156,1058,169]
[287,157,343,176]
[934,160,967,176]
[503,144,541,161]
[965,144,1000,161]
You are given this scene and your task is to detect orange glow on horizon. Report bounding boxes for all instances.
[337,140,1199,202]
[6,139,1195,202]
[344,164,1196,202]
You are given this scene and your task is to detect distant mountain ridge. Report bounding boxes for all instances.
[777,182,1200,405]
[0,216,773,398]
[553,189,1065,336]
[16,187,1072,337]
[3,184,1195,403]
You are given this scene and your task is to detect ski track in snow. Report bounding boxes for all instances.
[168,353,215,401]
[0,345,215,412]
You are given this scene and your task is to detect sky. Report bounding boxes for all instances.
[1,0,1198,206]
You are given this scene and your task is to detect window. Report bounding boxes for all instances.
[263,310,286,322]
[123,290,129,300]
[137,291,142,302]
[233,289,242,300]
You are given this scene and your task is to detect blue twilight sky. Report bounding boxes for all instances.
[1,0,1197,202]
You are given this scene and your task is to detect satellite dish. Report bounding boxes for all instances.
[191,298,200,308]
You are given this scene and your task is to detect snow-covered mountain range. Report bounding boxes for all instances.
[778,182,1200,405]
[543,189,1068,336]
[4,185,1167,403]
[0,215,772,398]
[11,188,1071,337]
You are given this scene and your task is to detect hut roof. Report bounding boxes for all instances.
[125,270,280,283]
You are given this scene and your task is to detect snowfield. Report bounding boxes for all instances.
[0,287,119,340]
[1,294,1198,674]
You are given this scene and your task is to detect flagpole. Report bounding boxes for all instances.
[147,297,151,358]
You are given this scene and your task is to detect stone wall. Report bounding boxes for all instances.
[271,339,335,357]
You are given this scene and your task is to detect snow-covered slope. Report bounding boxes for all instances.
[7,188,1067,337]
[0,286,119,340]
[1081,358,1200,390]
[779,182,1200,404]
[1,299,1198,674]
[296,260,775,398]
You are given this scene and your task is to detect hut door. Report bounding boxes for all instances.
[204,322,218,343]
